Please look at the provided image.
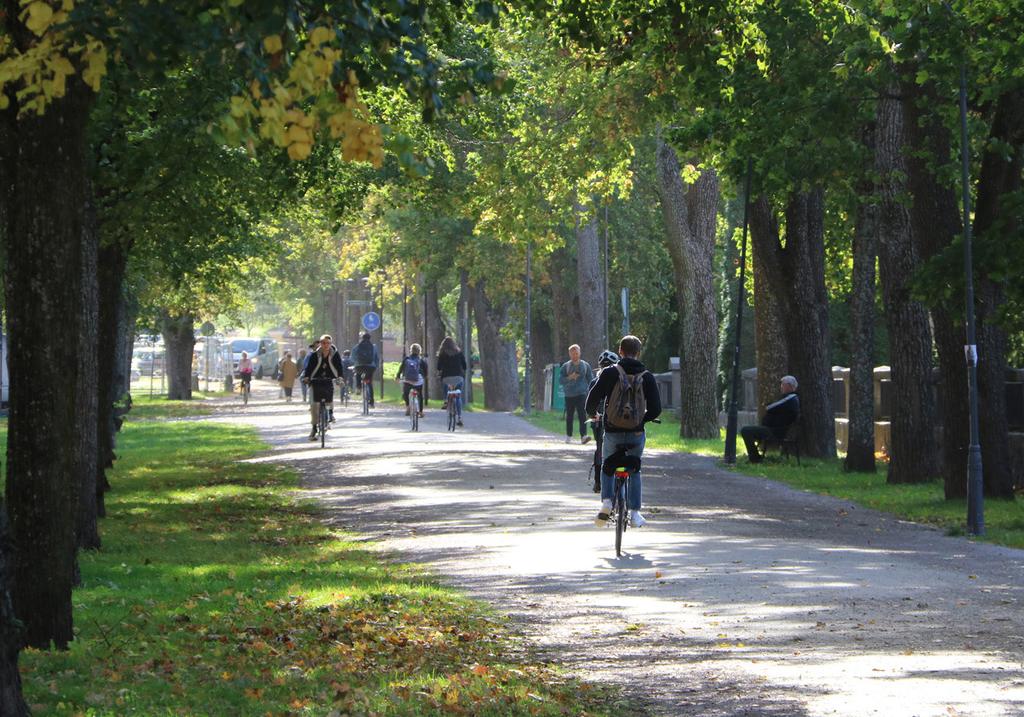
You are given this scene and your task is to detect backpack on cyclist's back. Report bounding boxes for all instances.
[605,365,648,430]
[353,341,374,365]
[401,356,421,383]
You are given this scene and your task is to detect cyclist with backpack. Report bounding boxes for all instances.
[350,332,380,408]
[396,343,427,416]
[585,335,662,528]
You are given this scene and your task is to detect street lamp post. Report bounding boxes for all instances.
[957,62,984,535]
[724,160,753,464]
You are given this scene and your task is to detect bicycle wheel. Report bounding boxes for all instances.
[615,478,627,557]
[448,400,456,431]
[362,382,370,415]
[319,401,327,448]
[410,392,419,431]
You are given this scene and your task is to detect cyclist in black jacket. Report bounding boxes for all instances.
[300,335,344,441]
[585,335,662,528]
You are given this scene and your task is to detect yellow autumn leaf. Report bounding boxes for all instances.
[22,2,55,36]
[263,34,282,54]
[287,141,311,160]
[309,26,332,47]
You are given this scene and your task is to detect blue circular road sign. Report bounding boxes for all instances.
[361,311,381,332]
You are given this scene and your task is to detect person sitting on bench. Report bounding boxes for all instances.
[741,375,800,463]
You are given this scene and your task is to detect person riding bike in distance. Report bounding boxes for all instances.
[340,349,355,391]
[237,351,254,395]
[396,343,428,417]
[350,332,380,408]
[300,334,344,441]
[436,336,468,427]
[585,335,662,528]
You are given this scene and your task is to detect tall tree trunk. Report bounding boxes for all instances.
[749,193,836,458]
[0,504,28,716]
[574,210,604,365]
[472,281,519,411]
[654,139,721,438]
[75,195,101,551]
[904,81,971,499]
[160,311,195,400]
[845,136,879,473]
[549,247,576,360]
[875,88,939,484]
[96,240,131,519]
[750,199,789,419]
[425,285,447,401]
[3,81,93,649]
[969,89,1023,499]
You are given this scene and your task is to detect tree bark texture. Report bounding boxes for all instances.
[845,147,879,473]
[96,241,132,519]
[160,312,195,400]
[654,139,721,438]
[2,82,93,649]
[75,196,101,551]
[574,211,604,366]
[531,313,555,410]
[472,281,519,411]
[0,505,28,716]
[750,200,789,419]
[549,247,576,359]
[748,193,836,458]
[425,285,447,401]
[970,89,1024,498]
[904,81,971,499]
[875,90,940,483]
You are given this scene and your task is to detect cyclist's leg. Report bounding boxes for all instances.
[402,382,411,413]
[309,385,320,428]
[625,433,646,511]
[600,430,623,504]
[367,368,376,405]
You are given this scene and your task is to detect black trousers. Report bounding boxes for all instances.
[565,394,587,437]
[740,425,778,462]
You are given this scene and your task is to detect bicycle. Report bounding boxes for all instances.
[408,386,420,431]
[339,378,350,407]
[239,373,252,405]
[309,377,334,447]
[361,374,372,415]
[604,453,641,557]
[445,384,462,432]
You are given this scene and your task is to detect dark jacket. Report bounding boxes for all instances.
[350,338,379,368]
[301,346,344,381]
[584,356,662,433]
[437,350,467,379]
[762,392,800,440]
[396,355,428,384]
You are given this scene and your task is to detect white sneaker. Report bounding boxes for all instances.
[595,500,612,526]
[564,436,572,444]
[630,510,647,528]
[581,435,591,444]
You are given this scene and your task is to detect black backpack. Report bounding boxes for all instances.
[353,341,374,365]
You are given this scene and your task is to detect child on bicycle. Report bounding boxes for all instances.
[587,349,621,492]
[396,344,427,416]
[585,335,661,528]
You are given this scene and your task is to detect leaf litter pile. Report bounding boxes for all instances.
[21,420,614,716]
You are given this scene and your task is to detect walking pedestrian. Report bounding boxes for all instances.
[278,351,298,402]
[560,344,594,444]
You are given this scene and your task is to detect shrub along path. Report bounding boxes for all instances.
[225,381,1024,717]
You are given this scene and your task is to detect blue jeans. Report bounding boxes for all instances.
[442,375,464,416]
[601,430,645,511]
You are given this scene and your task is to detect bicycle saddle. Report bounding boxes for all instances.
[602,449,641,476]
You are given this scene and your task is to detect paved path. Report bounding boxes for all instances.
[219,383,1024,716]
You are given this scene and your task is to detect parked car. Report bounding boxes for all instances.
[229,337,279,379]
[132,345,165,376]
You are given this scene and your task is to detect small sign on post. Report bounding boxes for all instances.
[361,312,381,332]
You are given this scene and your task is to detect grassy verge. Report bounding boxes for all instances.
[127,394,220,420]
[21,407,615,715]
[523,409,1024,549]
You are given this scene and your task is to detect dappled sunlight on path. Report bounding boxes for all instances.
[218,379,1024,716]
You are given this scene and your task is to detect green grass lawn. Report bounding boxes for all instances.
[524,409,1024,550]
[19,403,616,716]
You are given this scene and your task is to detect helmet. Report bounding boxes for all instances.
[597,350,619,368]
